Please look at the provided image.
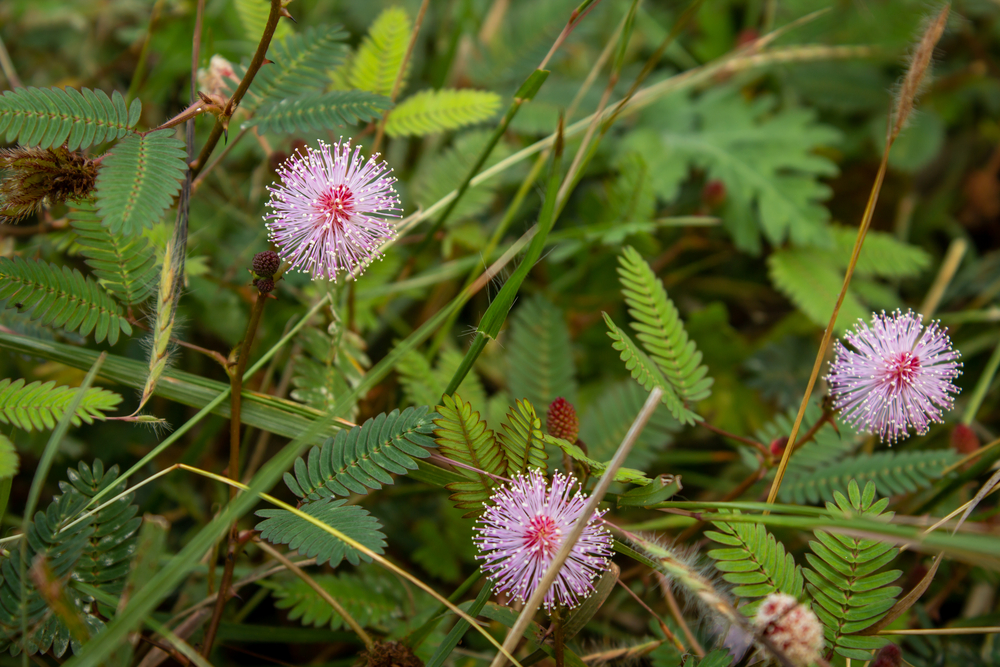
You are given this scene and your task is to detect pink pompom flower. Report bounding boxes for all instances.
[265,139,400,281]
[473,470,613,610]
[826,309,962,443]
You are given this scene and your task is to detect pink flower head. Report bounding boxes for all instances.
[473,470,613,610]
[826,310,962,443]
[265,139,400,281]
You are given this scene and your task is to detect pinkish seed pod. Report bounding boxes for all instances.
[754,593,824,667]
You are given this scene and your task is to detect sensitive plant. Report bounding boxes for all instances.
[0,1,995,667]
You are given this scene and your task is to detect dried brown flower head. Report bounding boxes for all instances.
[0,145,99,222]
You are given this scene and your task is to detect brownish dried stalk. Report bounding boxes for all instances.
[892,4,950,143]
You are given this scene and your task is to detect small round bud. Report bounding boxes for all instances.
[256,277,275,294]
[950,423,979,455]
[769,437,788,457]
[547,397,579,444]
[754,593,824,667]
[252,250,280,278]
[871,643,902,667]
[701,179,727,209]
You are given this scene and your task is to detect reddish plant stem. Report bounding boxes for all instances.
[700,420,770,459]
[190,0,285,175]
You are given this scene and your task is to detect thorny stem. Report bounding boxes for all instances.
[190,0,285,175]
[371,0,430,155]
[144,100,210,135]
[227,291,270,499]
[200,529,254,658]
[192,127,250,194]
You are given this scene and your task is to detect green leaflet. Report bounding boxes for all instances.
[68,201,157,306]
[0,256,132,344]
[496,398,548,474]
[396,345,487,410]
[506,294,577,419]
[233,0,292,44]
[706,511,804,616]
[622,85,840,254]
[245,90,391,134]
[0,87,139,150]
[433,394,508,516]
[349,6,411,97]
[579,380,679,471]
[94,130,186,237]
[0,461,140,657]
[237,25,350,110]
[780,449,961,506]
[256,498,387,568]
[262,567,404,630]
[282,407,438,501]
[290,323,370,422]
[0,378,121,432]
[386,89,502,138]
[804,481,902,661]
[617,246,713,405]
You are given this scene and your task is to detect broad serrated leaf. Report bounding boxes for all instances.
[68,201,157,306]
[0,256,132,344]
[0,87,138,150]
[831,225,932,279]
[349,6,411,97]
[434,394,507,516]
[506,294,577,420]
[0,378,121,432]
[256,498,387,568]
[622,86,840,253]
[245,90,391,134]
[386,89,501,138]
[283,407,437,502]
[95,130,186,237]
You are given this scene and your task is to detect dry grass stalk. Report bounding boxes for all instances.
[892,3,950,143]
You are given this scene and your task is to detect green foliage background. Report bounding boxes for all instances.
[0,0,997,665]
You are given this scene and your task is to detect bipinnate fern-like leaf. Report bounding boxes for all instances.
[397,345,486,410]
[603,313,698,425]
[617,246,713,404]
[234,25,349,111]
[506,294,577,419]
[349,6,411,97]
[233,0,293,44]
[283,407,437,502]
[68,202,157,306]
[579,380,679,470]
[706,512,804,616]
[256,498,387,568]
[246,91,391,135]
[780,449,960,506]
[0,460,140,657]
[385,89,502,138]
[434,394,508,516]
[805,481,902,660]
[0,256,132,344]
[0,378,121,432]
[94,129,187,237]
[0,87,140,150]
[497,399,548,474]
[264,568,403,630]
[290,324,369,421]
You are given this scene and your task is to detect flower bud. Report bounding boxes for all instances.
[256,277,275,294]
[0,146,98,222]
[871,643,902,667]
[547,397,579,444]
[252,250,280,278]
